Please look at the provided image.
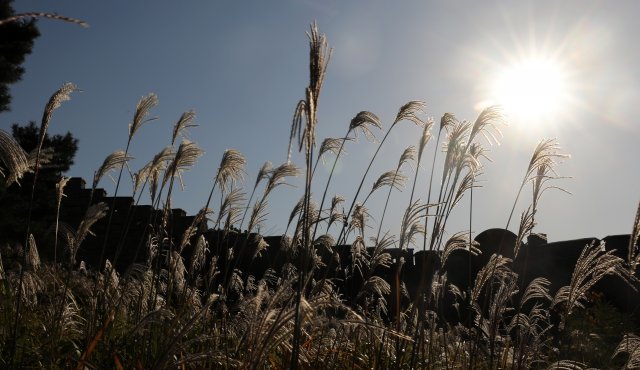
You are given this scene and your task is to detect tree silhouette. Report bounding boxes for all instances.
[0,0,40,112]
[0,121,78,246]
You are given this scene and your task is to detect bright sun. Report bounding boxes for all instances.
[490,57,569,123]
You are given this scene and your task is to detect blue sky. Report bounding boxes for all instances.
[2,0,639,243]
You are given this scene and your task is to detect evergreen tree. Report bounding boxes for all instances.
[0,121,78,246]
[0,0,40,112]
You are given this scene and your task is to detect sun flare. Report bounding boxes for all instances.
[490,57,569,123]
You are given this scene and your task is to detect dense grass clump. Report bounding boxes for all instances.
[1,23,640,369]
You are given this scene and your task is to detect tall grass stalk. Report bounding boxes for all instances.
[288,22,330,369]
[97,93,157,271]
[310,111,381,243]
[5,22,640,370]
[10,82,76,365]
[336,101,425,247]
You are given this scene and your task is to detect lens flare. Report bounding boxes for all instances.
[491,57,569,123]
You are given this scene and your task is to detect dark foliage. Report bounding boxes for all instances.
[0,0,40,112]
[0,121,77,245]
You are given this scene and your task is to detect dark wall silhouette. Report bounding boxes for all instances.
[55,177,640,318]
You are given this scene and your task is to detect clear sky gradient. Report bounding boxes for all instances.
[3,0,639,243]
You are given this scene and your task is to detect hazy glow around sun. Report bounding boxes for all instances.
[490,57,569,123]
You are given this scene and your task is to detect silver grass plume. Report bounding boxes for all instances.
[471,253,512,303]
[399,200,428,249]
[252,234,270,259]
[248,199,269,234]
[506,138,570,231]
[525,138,570,183]
[369,233,393,271]
[349,204,369,236]
[146,234,159,267]
[255,161,272,188]
[442,120,472,182]
[330,195,345,215]
[469,105,504,145]
[164,140,204,189]
[464,142,489,173]
[0,12,88,27]
[39,83,77,156]
[131,171,146,198]
[288,100,306,163]
[292,199,319,240]
[514,207,535,258]
[16,270,42,308]
[326,195,345,229]
[178,207,211,253]
[417,117,435,160]
[64,202,109,265]
[288,195,308,230]
[553,241,639,329]
[357,275,391,303]
[487,270,518,336]
[103,259,119,296]
[239,161,272,231]
[519,277,552,308]
[248,163,299,233]
[392,100,426,127]
[171,110,197,146]
[168,250,186,292]
[144,146,174,203]
[629,201,640,273]
[303,22,330,152]
[451,170,480,209]
[0,129,30,185]
[613,333,640,368]
[215,149,246,193]
[370,170,407,195]
[77,202,109,245]
[318,137,350,164]
[349,111,383,142]
[45,294,83,341]
[217,188,246,231]
[307,22,330,111]
[287,24,330,162]
[440,112,457,132]
[350,235,368,277]
[531,160,571,216]
[26,234,40,272]
[56,176,70,208]
[398,146,416,169]
[128,93,158,142]
[265,162,299,194]
[92,150,133,191]
[375,146,416,241]
[441,231,480,266]
[313,234,335,254]
[189,235,208,277]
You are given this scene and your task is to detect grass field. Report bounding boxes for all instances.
[1,23,640,369]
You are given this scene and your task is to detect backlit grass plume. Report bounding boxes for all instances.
[553,241,638,330]
[506,138,570,231]
[92,150,133,195]
[0,12,88,27]
[0,129,30,185]
[128,93,158,143]
[215,149,247,192]
[163,140,204,191]
[171,110,197,146]
[628,201,640,273]
[3,22,640,370]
